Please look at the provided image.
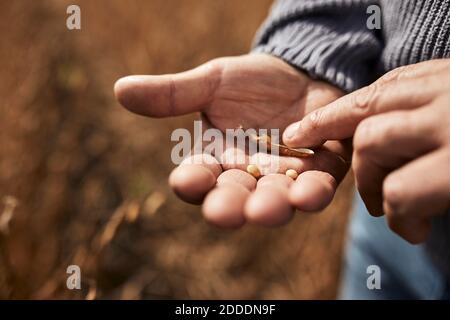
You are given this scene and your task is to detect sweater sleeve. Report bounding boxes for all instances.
[252,0,383,92]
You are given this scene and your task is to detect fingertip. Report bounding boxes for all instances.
[220,148,249,171]
[202,184,248,228]
[364,199,385,217]
[217,169,257,190]
[114,76,146,113]
[283,116,327,148]
[257,174,293,189]
[169,164,216,204]
[114,76,139,95]
[282,122,300,146]
[114,76,129,94]
[289,171,336,212]
[181,154,223,178]
[386,217,431,245]
[114,77,127,105]
[244,185,293,227]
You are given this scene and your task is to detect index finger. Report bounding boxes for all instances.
[282,75,436,148]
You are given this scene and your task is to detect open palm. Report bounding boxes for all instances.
[115,54,350,228]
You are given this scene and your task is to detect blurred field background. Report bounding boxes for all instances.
[0,0,353,299]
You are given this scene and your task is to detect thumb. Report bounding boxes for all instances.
[114,61,222,117]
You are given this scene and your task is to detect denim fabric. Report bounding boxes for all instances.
[339,193,449,300]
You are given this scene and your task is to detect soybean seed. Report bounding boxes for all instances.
[285,169,298,180]
[247,164,261,179]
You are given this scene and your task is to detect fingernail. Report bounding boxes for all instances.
[283,122,300,141]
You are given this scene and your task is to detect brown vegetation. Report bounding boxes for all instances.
[0,0,353,299]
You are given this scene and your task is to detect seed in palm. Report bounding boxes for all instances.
[285,169,298,180]
[246,164,261,179]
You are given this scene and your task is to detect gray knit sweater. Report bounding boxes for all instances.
[253,0,450,278]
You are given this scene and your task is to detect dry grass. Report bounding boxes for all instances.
[0,0,353,299]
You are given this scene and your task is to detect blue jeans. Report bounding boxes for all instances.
[339,193,450,299]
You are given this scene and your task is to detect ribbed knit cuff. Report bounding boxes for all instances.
[252,0,382,92]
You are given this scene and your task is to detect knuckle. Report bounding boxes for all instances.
[353,118,379,155]
[378,65,410,83]
[386,215,428,245]
[386,216,401,234]
[306,110,323,132]
[385,217,410,243]
[351,83,380,113]
[380,63,431,84]
[383,175,408,216]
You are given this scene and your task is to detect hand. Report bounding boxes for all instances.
[115,54,349,228]
[283,59,450,243]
